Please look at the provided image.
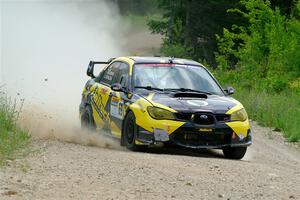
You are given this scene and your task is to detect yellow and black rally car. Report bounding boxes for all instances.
[80,56,251,159]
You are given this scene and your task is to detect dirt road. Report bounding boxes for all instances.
[1,122,299,200]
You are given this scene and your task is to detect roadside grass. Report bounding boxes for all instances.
[0,91,31,166]
[232,88,300,142]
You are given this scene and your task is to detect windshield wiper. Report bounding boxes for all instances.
[164,88,212,95]
[135,86,164,91]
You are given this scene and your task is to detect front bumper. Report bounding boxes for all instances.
[170,126,252,149]
[136,123,252,149]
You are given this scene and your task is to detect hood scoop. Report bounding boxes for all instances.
[173,92,207,99]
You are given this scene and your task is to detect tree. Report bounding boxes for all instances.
[148,0,244,66]
[147,0,298,67]
[114,0,156,15]
[216,0,300,92]
[270,0,294,15]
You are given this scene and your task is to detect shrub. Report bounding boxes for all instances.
[216,0,300,94]
[0,91,31,166]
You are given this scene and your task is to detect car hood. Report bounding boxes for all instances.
[137,91,239,114]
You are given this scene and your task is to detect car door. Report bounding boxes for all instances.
[109,62,130,138]
[91,61,121,130]
[110,62,129,137]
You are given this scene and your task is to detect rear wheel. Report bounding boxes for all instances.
[81,105,96,131]
[222,146,247,160]
[123,111,146,151]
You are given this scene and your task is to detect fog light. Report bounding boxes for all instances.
[238,133,245,140]
[154,128,169,142]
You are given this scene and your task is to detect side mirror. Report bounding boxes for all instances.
[111,83,125,92]
[87,61,95,78]
[224,86,235,95]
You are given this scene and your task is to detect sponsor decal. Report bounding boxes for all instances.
[199,114,208,119]
[186,100,208,107]
[110,98,124,119]
[238,133,245,140]
[101,87,108,94]
[199,128,213,132]
[143,63,176,67]
[91,94,109,122]
[111,96,119,105]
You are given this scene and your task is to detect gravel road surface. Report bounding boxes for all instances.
[1,122,299,200]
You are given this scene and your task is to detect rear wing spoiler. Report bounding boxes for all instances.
[87,58,114,78]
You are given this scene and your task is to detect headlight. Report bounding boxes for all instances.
[230,108,248,121]
[147,106,175,120]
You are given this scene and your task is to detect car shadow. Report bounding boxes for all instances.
[99,132,226,159]
[142,145,225,159]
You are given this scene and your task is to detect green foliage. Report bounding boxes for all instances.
[160,43,192,59]
[148,0,243,64]
[234,88,300,142]
[216,0,300,93]
[147,0,300,141]
[0,91,31,166]
[212,70,300,142]
[116,0,158,16]
[147,17,168,35]
[147,0,297,64]
[215,27,243,70]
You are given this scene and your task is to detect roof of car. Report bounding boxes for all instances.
[128,56,202,66]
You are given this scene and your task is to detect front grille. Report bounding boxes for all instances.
[172,130,231,147]
[215,114,230,122]
[193,114,215,125]
[174,113,192,121]
[175,112,229,124]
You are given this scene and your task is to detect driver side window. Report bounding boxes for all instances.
[100,62,121,86]
[113,63,129,88]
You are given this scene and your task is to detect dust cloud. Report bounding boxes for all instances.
[0,0,128,150]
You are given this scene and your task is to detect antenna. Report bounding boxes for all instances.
[168,57,175,64]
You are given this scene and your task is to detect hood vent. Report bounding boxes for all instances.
[173,92,207,99]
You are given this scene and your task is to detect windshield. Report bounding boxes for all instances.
[133,64,224,95]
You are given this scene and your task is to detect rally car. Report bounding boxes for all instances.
[79,56,251,159]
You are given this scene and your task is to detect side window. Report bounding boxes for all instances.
[112,62,130,87]
[100,62,121,85]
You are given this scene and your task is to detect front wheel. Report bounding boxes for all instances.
[222,146,247,160]
[123,111,146,151]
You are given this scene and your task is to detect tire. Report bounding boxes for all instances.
[222,146,247,160]
[122,111,146,151]
[81,105,96,131]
